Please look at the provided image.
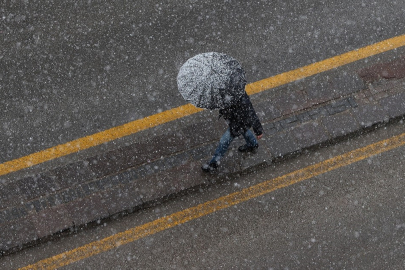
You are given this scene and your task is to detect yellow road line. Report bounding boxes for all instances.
[2,34,405,177]
[0,104,203,177]
[245,34,405,95]
[20,131,405,270]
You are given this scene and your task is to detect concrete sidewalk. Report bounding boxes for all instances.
[1,56,405,254]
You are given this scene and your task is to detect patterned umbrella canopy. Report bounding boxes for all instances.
[177,52,246,110]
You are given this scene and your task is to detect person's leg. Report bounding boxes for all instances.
[242,129,258,147]
[238,129,258,152]
[210,129,235,164]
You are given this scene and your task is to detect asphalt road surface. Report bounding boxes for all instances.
[1,0,405,162]
[2,1,405,269]
[2,120,405,269]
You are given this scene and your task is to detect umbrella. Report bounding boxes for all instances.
[177,52,246,110]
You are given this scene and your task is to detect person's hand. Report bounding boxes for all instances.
[257,134,263,140]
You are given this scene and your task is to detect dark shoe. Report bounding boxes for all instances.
[238,144,259,152]
[201,161,218,172]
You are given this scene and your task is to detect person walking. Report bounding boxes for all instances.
[202,91,263,172]
[176,52,263,172]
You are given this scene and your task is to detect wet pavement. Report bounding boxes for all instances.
[2,0,405,163]
[1,54,405,254]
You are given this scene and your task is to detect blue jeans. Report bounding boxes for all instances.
[210,129,257,164]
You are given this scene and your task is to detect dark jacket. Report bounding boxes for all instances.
[219,92,263,137]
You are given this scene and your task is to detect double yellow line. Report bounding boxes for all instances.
[2,34,405,177]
